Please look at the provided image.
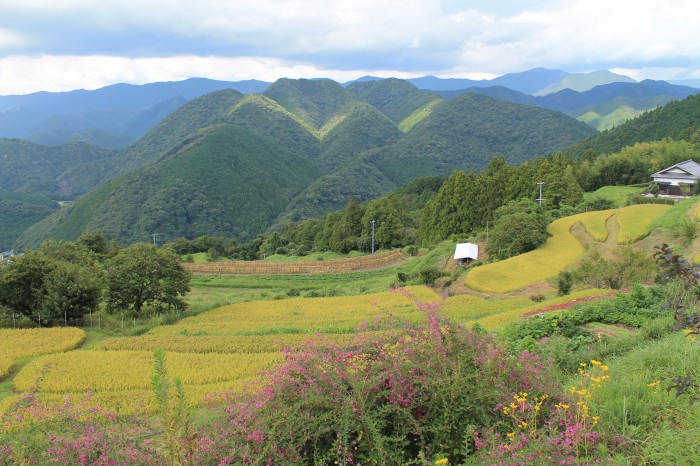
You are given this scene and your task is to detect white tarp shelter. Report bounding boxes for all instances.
[454,243,478,263]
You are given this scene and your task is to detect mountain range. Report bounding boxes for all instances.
[2,69,698,152]
[2,68,700,249]
[7,77,595,248]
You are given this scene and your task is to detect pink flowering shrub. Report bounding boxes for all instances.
[0,390,164,465]
[193,296,565,465]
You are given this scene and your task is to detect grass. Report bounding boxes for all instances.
[442,295,533,321]
[589,332,700,464]
[649,197,699,230]
[583,185,645,207]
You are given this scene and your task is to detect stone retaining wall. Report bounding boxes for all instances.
[182,249,404,275]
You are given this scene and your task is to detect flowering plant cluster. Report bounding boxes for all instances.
[471,359,612,465]
[190,296,565,465]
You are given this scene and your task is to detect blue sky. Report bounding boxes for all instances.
[0,0,698,95]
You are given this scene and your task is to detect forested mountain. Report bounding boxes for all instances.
[0,189,58,250]
[562,93,700,159]
[19,125,322,246]
[1,69,687,152]
[12,78,596,248]
[433,80,700,130]
[0,139,116,198]
[346,78,441,125]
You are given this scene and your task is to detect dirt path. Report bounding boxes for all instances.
[521,289,623,317]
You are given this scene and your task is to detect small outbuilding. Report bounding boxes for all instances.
[651,159,700,196]
[454,243,479,264]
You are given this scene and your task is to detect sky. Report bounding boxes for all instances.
[0,0,699,95]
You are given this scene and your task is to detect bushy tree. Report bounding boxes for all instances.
[486,199,548,260]
[105,243,191,315]
[0,243,104,326]
[573,248,656,289]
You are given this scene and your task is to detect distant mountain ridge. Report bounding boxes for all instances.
[2,69,696,149]
[0,78,270,149]
[431,80,700,130]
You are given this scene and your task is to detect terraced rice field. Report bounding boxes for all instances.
[466,204,672,293]
[150,286,440,336]
[617,204,672,244]
[465,212,588,293]
[5,287,441,413]
[0,328,85,380]
[580,209,616,242]
[5,204,677,415]
[471,289,609,330]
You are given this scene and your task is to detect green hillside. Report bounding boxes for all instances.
[373,93,597,186]
[12,79,600,247]
[223,94,320,159]
[281,92,596,220]
[575,95,672,130]
[0,190,58,249]
[263,78,355,130]
[113,89,245,175]
[317,103,402,171]
[346,78,441,125]
[17,125,321,246]
[564,93,700,159]
[0,139,115,198]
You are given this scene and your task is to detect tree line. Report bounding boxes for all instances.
[161,137,699,264]
[0,234,190,327]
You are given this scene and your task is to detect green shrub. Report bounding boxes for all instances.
[557,270,573,295]
[626,194,675,206]
[419,267,440,285]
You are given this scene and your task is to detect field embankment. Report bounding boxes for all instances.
[182,249,404,274]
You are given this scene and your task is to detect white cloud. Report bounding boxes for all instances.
[0,0,699,93]
[0,55,425,95]
[0,29,25,49]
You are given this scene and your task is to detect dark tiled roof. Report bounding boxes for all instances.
[652,159,700,177]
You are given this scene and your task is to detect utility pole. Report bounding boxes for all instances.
[371,220,376,254]
[536,181,545,207]
[486,221,489,242]
[152,233,159,247]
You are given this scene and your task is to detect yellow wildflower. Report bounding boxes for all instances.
[435,459,449,465]
[590,359,602,366]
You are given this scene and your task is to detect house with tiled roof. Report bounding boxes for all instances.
[650,159,700,196]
